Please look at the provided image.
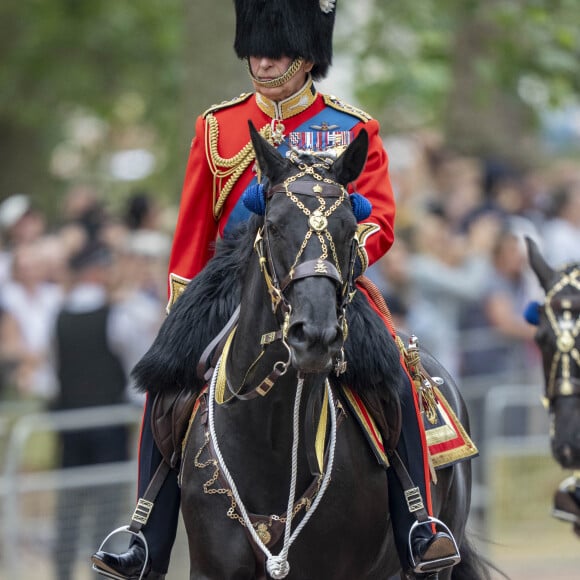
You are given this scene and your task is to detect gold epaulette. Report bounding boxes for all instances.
[202,92,253,119]
[322,94,372,123]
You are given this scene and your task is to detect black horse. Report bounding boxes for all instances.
[135,125,488,579]
[526,237,580,469]
[526,237,580,535]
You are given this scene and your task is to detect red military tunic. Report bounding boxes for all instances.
[167,76,396,308]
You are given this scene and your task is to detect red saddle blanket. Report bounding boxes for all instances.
[341,385,478,470]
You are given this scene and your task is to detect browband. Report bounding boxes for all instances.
[267,180,345,199]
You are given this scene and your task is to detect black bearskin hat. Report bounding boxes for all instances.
[234,0,337,80]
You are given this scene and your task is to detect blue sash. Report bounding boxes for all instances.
[224,105,361,235]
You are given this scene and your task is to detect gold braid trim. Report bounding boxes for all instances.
[202,92,253,119]
[395,336,438,425]
[322,94,372,123]
[204,115,272,219]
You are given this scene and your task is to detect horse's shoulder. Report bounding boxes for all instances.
[321,94,373,123]
[202,92,254,118]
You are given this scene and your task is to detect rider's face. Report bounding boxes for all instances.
[249,56,314,101]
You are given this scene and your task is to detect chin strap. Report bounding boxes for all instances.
[247,57,304,88]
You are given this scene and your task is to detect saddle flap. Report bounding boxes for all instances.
[151,388,198,469]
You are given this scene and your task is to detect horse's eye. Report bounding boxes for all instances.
[266,222,280,238]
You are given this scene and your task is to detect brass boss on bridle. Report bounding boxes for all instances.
[253,157,359,373]
[542,266,580,401]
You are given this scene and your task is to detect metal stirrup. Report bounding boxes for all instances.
[408,517,461,574]
[92,526,149,580]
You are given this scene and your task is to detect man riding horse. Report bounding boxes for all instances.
[92,1,460,578]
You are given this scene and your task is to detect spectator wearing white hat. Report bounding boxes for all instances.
[0,194,47,284]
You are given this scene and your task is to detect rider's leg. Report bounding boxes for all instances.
[387,373,456,568]
[388,365,459,575]
[356,280,459,574]
[92,395,180,579]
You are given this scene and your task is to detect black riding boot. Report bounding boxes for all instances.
[92,543,150,580]
[553,474,580,536]
[389,368,460,576]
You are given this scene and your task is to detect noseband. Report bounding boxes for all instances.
[543,266,580,401]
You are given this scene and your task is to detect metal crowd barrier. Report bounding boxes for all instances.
[0,404,142,579]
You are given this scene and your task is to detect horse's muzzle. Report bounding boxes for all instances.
[286,320,342,374]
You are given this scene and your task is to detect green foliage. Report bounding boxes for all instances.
[2,1,578,206]
[0,0,183,126]
[348,0,580,141]
[0,0,185,213]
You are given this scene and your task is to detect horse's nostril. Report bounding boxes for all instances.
[287,322,341,349]
[288,323,306,344]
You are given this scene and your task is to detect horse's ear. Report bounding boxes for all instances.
[526,236,555,292]
[248,120,289,183]
[333,129,369,186]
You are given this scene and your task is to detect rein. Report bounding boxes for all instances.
[543,266,580,400]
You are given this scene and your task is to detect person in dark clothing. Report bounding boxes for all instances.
[52,242,130,580]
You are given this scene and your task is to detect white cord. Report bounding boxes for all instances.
[208,355,337,579]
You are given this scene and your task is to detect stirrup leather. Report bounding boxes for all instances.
[91,526,149,580]
[408,517,461,574]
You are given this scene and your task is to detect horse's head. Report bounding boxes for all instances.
[526,237,580,468]
[247,121,369,375]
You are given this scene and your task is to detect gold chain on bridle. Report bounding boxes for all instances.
[280,162,348,279]
[544,266,580,399]
[255,159,354,314]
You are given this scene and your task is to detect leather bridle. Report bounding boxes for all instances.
[542,266,580,403]
[225,160,359,399]
[257,160,357,328]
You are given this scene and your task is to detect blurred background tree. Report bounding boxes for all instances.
[0,0,246,216]
[1,0,578,215]
[346,0,579,165]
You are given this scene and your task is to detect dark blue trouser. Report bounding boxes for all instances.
[387,365,432,569]
[136,396,181,574]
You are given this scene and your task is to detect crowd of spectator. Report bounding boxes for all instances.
[0,186,172,579]
[0,186,170,405]
[369,133,580,392]
[0,137,579,407]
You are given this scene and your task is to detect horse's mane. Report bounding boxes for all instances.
[133,216,402,405]
[132,217,261,394]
